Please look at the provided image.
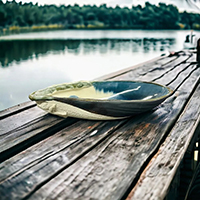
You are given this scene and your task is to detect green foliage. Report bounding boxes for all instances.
[0,1,199,32]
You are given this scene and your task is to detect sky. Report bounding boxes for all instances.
[2,0,200,12]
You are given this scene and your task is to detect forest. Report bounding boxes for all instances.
[0,0,200,34]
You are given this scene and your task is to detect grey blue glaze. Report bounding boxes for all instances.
[92,81,170,101]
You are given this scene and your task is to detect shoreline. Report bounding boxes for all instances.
[0,26,197,37]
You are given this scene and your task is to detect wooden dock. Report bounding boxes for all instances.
[0,50,200,200]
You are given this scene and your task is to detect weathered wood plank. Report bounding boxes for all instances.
[25,68,200,200]
[127,83,200,200]
[0,53,175,162]
[0,50,198,200]
[0,57,199,199]
[0,120,109,181]
[0,52,186,163]
[0,106,77,162]
[110,53,190,82]
[0,101,36,120]
[99,53,186,81]
[0,106,46,135]
[166,64,198,91]
[141,62,191,85]
[185,51,197,63]
[0,120,127,199]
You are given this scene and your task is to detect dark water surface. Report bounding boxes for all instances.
[0,29,198,110]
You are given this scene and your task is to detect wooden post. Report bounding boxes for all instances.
[197,38,200,63]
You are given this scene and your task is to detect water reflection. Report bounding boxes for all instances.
[0,38,175,67]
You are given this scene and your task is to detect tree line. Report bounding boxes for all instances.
[0,0,200,31]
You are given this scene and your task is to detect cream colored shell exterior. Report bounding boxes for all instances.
[37,101,126,120]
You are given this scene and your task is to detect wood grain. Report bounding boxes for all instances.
[0,120,127,199]
[0,101,36,120]
[110,52,190,82]
[0,52,184,163]
[27,68,200,200]
[0,51,199,200]
[0,52,199,199]
[0,53,174,162]
[127,83,200,200]
[0,106,77,162]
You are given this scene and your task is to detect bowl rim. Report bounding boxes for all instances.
[29,80,173,103]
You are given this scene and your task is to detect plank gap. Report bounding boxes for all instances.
[168,65,200,92]
[152,56,192,83]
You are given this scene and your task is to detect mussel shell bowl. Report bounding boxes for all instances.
[29,80,173,120]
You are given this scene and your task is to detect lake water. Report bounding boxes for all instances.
[0,29,199,111]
